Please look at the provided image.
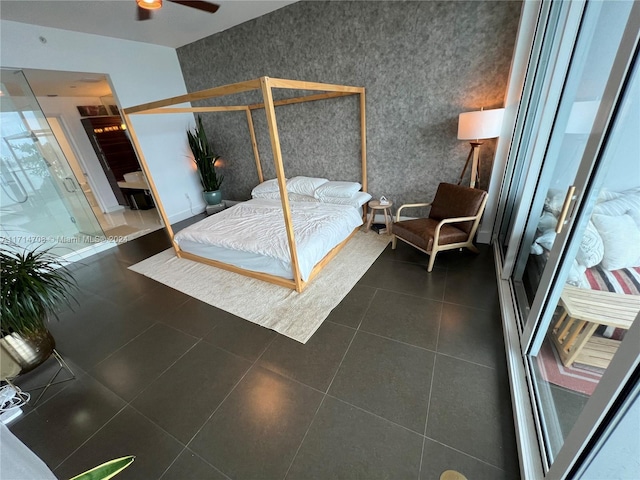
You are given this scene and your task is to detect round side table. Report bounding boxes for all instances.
[365,199,393,234]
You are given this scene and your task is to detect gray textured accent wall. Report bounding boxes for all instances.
[177,1,521,210]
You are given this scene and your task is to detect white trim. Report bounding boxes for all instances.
[104,204,125,214]
[478,0,541,245]
[59,240,117,264]
[494,242,545,480]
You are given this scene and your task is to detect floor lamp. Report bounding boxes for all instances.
[457,108,504,188]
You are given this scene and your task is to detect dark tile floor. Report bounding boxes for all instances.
[8,223,520,480]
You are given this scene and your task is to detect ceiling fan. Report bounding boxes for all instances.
[136,0,220,21]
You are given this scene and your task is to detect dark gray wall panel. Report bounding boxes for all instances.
[177,1,521,207]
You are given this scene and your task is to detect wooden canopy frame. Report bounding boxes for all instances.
[122,76,367,292]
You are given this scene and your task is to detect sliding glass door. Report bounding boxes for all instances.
[0,69,104,255]
[495,0,639,475]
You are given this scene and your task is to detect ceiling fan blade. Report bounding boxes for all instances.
[137,6,152,21]
[168,1,220,14]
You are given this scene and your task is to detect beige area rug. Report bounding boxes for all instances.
[129,231,390,343]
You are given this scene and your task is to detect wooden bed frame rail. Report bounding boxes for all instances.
[122,76,366,292]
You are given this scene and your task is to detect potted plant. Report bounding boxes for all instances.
[0,241,77,374]
[187,115,224,205]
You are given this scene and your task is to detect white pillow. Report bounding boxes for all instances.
[250,191,320,203]
[566,259,587,287]
[576,220,604,268]
[591,213,640,270]
[318,191,372,208]
[251,178,285,197]
[286,176,328,196]
[288,193,319,203]
[314,181,362,199]
[252,190,281,200]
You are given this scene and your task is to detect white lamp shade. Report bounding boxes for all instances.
[457,108,505,140]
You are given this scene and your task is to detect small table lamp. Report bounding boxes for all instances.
[457,108,504,188]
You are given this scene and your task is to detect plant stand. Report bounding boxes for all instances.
[3,349,76,407]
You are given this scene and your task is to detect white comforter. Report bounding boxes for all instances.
[174,199,363,280]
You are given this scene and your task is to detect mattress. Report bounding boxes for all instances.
[173,198,363,281]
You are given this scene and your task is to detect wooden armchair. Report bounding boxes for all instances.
[391,183,488,272]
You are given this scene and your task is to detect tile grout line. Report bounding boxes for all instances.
[281,292,372,480]
[55,336,203,474]
[424,435,512,474]
[181,332,279,452]
[156,446,233,480]
[323,393,426,437]
[281,394,328,480]
[124,334,203,405]
[418,300,443,478]
[53,404,128,472]
[88,320,158,372]
[418,436,427,480]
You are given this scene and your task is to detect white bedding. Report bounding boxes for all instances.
[174,198,363,281]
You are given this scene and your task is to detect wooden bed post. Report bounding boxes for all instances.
[122,112,179,255]
[245,107,263,183]
[359,89,367,193]
[260,76,304,292]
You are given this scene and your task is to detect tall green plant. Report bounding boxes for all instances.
[187,116,223,192]
[0,241,78,337]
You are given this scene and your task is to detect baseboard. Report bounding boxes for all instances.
[103,205,125,214]
[477,225,492,245]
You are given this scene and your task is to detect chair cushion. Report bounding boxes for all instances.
[429,183,486,234]
[392,218,469,251]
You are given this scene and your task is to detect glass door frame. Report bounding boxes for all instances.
[498,0,586,282]
[521,1,640,355]
[528,29,640,469]
[493,1,640,477]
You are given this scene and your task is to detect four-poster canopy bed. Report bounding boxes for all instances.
[122,76,367,292]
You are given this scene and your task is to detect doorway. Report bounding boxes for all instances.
[19,68,164,242]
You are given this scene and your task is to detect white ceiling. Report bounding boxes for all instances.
[1,0,296,98]
[1,1,296,48]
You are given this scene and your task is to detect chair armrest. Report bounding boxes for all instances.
[395,202,432,221]
[437,215,480,226]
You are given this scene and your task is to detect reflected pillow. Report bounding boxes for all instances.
[576,220,604,268]
[591,213,640,270]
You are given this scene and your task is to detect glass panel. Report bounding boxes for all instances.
[529,34,639,463]
[510,1,633,327]
[498,1,563,254]
[0,69,104,255]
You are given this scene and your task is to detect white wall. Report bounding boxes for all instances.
[1,20,204,223]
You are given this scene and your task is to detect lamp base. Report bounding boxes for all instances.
[457,141,483,188]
